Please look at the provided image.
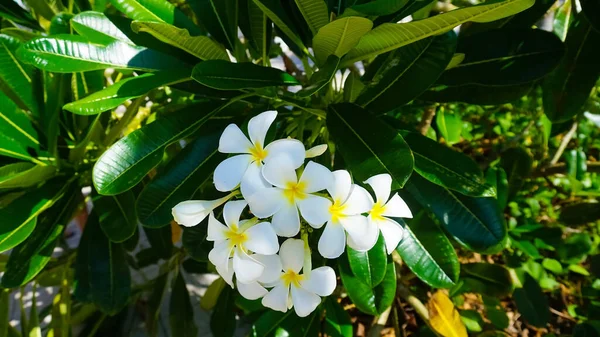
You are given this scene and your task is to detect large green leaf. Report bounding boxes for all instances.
[341,0,535,65]
[0,1,41,30]
[343,71,364,103]
[136,132,224,227]
[327,103,414,189]
[144,226,173,259]
[182,218,212,261]
[396,212,460,288]
[312,17,373,65]
[450,263,513,297]
[437,29,565,86]
[347,233,387,288]
[356,32,456,113]
[324,298,353,337]
[500,147,532,200]
[295,0,330,35]
[435,110,462,145]
[64,70,190,115]
[400,130,495,197]
[95,191,137,242]
[71,11,134,45]
[420,81,534,105]
[93,101,235,195]
[298,55,340,97]
[349,0,412,16]
[252,0,307,51]
[0,34,38,115]
[192,61,300,89]
[170,270,198,337]
[543,15,600,122]
[404,174,506,253]
[18,35,188,73]
[239,0,272,59]
[211,284,236,337]
[0,163,56,189]
[194,0,237,50]
[131,21,229,60]
[110,0,202,35]
[339,252,396,315]
[0,92,44,163]
[513,274,550,327]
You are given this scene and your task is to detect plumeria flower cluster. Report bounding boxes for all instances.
[172,110,413,317]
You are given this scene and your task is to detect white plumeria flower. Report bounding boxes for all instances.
[248,156,333,237]
[207,200,279,285]
[213,110,306,199]
[261,239,337,317]
[172,192,236,227]
[218,254,282,299]
[317,170,379,259]
[364,174,413,254]
[305,144,327,158]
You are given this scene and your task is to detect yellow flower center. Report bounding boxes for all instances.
[281,270,304,287]
[370,202,386,221]
[225,224,248,248]
[283,181,307,204]
[329,200,347,222]
[249,142,268,162]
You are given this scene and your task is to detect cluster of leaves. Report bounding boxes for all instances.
[0,0,599,336]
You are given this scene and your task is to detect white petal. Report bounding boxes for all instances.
[328,170,351,203]
[248,110,277,148]
[233,249,265,284]
[318,222,346,259]
[280,238,305,273]
[377,217,405,254]
[271,202,300,237]
[237,280,267,300]
[208,241,233,271]
[213,155,253,192]
[305,144,327,159]
[297,195,331,229]
[223,200,247,228]
[365,174,392,204]
[218,124,253,154]
[342,215,378,251]
[172,195,231,227]
[291,285,321,317]
[262,282,289,313]
[343,184,374,215]
[216,260,234,287]
[253,254,283,284]
[300,266,337,296]
[240,162,270,200]
[207,212,227,241]
[383,193,413,218]
[262,155,298,188]
[264,139,306,168]
[244,222,279,255]
[299,161,333,193]
[247,187,285,219]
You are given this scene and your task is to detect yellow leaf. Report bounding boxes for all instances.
[171,220,182,244]
[427,291,468,337]
[200,277,226,311]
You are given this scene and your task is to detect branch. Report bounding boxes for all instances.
[417,105,437,135]
[549,121,577,166]
[534,161,600,177]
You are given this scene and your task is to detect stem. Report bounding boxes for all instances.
[549,121,577,166]
[367,306,392,337]
[417,105,437,135]
[397,283,430,322]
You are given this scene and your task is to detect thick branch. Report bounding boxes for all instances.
[417,105,437,135]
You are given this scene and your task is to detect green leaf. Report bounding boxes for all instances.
[95,192,137,242]
[581,0,600,32]
[513,274,550,327]
[17,35,188,73]
[485,166,508,210]
[559,202,600,225]
[541,258,563,274]
[0,289,8,337]
[327,103,414,189]
[343,71,364,103]
[437,29,565,86]
[170,271,198,337]
[0,34,39,115]
[239,0,272,58]
[93,101,231,195]
[48,273,71,337]
[356,32,456,113]
[182,218,212,261]
[420,82,534,105]
[500,147,532,200]
[192,60,300,89]
[450,263,513,297]
[347,232,387,288]
[349,0,411,16]
[339,252,396,315]
[341,0,535,65]
[399,130,494,197]
[324,298,353,337]
[136,132,224,227]
[131,21,229,60]
[147,273,168,336]
[110,0,202,35]
[0,92,44,163]
[295,0,330,35]
[71,11,134,45]
[404,174,507,253]
[0,1,41,30]
[0,163,56,189]
[252,0,307,51]
[298,55,340,97]
[28,289,41,337]
[252,310,293,337]
[313,17,373,65]
[193,0,237,50]
[460,310,483,332]
[74,211,131,314]
[211,283,236,337]
[64,70,190,115]
[396,212,460,288]
[144,225,174,259]
[435,109,462,145]
[543,15,600,122]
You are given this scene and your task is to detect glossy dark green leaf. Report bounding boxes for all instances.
[400,130,494,197]
[95,191,137,242]
[327,103,414,189]
[356,32,456,113]
[110,0,202,35]
[312,16,373,65]
[251,0,307,51]
[543,15,600,122]
[192,61,299,89]
[251,310,293,337]
[170,271,198,337]
[500,147,532,200]
[0,34,39,115]
[450,263,513,297]
[182,217,212,261]
[64,70,190,115]
[581,0,600,32]
[396,212,459,288]
[211,283,236,337]
[136,132,224,227]
[513,274,550,327]
[0,163,56,190]
[349,0,411,16]
[71,11,134,45]
[420,82,534,105]
[0,1,41,30]
[298,55,340,97]
[239,0,272,59]
[18,35,188,73]
[339,252,396,315]
[485,166,508,210]
[324,298,353,337]
[373,0,435,25]
[295,0,330,35]
[143,226,173,259]
[343,71,364,103]
[559,202,600,225]
[404,174,507,253]
[435,109,462,145]
[194,0,237,50]
[0,92,43,163]
[347,233,387,288]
